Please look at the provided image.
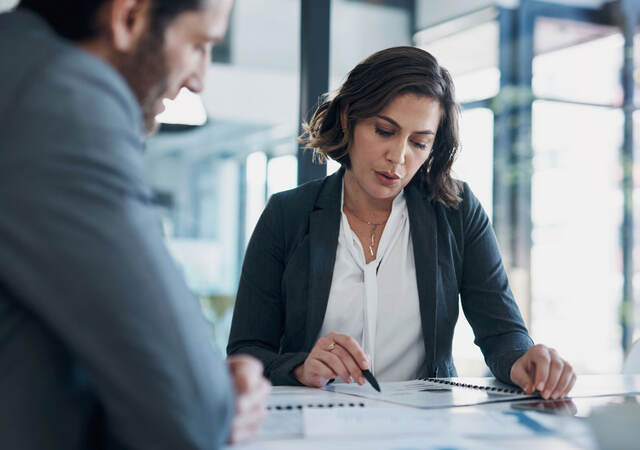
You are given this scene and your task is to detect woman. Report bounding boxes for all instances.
[228,46,575,399]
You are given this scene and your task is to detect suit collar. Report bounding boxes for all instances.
[405,180,438,375]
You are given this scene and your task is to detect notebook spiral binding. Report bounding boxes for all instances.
[422,378,524,395]
[267,401,366,411]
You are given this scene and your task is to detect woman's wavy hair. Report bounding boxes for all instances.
[299,46,461,207]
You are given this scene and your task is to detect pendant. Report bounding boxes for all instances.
[369,231,375,257]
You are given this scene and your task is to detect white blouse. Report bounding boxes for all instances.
[318,183,425,381]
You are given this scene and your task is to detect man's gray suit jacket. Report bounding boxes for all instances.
[228,168,534,386]
[0,10,233,449]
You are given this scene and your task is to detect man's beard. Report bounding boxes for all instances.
[114,31,169,135]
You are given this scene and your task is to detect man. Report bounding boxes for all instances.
[0,0,269,448]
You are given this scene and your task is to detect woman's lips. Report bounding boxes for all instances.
[375,171,401,186]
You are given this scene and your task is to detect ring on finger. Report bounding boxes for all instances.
[326,342,335,351]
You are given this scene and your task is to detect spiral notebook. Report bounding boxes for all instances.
[324,377,538,409]
[268,385,370,410]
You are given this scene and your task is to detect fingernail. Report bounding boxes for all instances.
[359,377,366,385]
[537,382,545,391]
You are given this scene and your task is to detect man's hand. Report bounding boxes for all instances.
[227,355,271,444]
[510,344,576,399]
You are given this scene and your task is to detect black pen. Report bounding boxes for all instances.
[362,369,381,392]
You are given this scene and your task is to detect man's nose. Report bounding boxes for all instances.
[184,53,209,93]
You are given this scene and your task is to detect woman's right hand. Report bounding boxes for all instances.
[293,332,370,387]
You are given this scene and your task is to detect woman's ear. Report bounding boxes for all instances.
[109,0,151,52]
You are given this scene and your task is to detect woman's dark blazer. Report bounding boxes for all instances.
[228,168,533,386]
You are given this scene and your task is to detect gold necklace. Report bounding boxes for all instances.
[344,206,389,257]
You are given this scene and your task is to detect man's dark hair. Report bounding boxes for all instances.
[18,0,204,41]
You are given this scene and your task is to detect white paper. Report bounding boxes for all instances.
[302,407,567,439]
[267,385,366,410]
[228,434,501,450]
[257,410,303,440]
[324,379,532,408]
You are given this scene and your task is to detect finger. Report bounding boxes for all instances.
[314,335,336,352]
[510,359,534,393]
[331,344,366,385]
[236,379,271,413]
[561,372,577,398]
[541,353,564,399]
[331,333,368,370]
[233,397,268,429]
[308,357,337,383]
[532,347,551,394]
[314,349,352,383]
[551,363,573,399]
[230,409,266,444]
[228,356,264,393]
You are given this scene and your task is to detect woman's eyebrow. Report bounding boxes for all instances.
[376,115,435,135]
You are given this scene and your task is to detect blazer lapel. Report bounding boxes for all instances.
[405,181,438,376]
[304,169,344,349]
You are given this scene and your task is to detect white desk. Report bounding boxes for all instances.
[229,375,640,450]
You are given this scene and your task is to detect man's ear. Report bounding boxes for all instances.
[109,0,152,51]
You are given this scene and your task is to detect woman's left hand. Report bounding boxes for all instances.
[510,344,576,399]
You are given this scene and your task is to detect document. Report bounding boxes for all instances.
[324,379,534,408]
[267,385,368,410]
[257,409,303,440]
[302,408,576,439]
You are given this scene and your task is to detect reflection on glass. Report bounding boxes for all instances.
[533,17,622,106]
[531,100,624,373]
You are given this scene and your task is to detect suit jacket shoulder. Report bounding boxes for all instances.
[0,10,140,129]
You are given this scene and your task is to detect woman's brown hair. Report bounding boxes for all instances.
[299,46,461,207]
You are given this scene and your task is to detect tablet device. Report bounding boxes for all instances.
[511,395,640,418]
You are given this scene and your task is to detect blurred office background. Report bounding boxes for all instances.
[2,0,639,376]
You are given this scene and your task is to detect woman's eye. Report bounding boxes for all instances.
[412,141,428,150]
[375,127,393,137]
